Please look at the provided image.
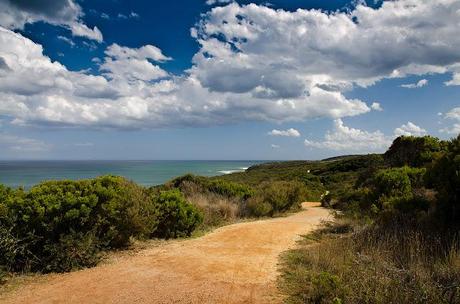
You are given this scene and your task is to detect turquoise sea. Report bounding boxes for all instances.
[0,160,266,189]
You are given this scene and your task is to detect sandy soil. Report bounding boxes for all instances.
[0,202,330,304]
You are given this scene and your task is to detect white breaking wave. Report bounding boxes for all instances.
[218,168,248,174]
[218,170,240,174]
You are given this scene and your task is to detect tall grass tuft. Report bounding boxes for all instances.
[186,192,241,228]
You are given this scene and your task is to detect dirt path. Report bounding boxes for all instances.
[0,202,330,304]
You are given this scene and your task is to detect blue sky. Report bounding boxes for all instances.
[0,0,459,160]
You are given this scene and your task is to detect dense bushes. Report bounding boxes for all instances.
[330,164,431,216]
[370,166,431,214]
[167,173,309,223]
[247,181,307,217]
[424,135,460,226]
[0,176,203,273]
[151,190,202,239]
[384,135,445,167]
[333,135,458,218]
[167,174,253,227]
[168,174,253,200]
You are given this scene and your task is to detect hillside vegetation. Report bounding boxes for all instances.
[279,135,460,304]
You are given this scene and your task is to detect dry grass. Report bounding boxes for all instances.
[279,217,460,304]
[186,192,242,229]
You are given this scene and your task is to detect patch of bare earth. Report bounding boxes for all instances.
[0,202,330,304]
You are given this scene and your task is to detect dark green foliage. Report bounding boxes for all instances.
[325,187,373,212]
[373,167,415,199]
[247,181,306,216]
[426,135,460,224]
[151,190,203,239]
[384,135,445,167]
[42,231,101,273]
[168,174,253,200]
[344,166,429,215]
[11,176,156,247]
[206,179,254,200]
[0,176,156,272]
[0,176,204,274]
[316,154,384,175]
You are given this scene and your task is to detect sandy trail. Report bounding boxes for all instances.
[0,202,330,304]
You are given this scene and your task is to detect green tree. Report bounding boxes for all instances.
[384,136,445,167]
[426,135,460,225]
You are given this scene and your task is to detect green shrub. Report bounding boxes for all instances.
[336,166,429,216]
[169,174,253,200]
[0,176,160,272]
[392,195,431,214]
[0,225,37,272]
[0,177,209,273]
[373,167,413,199]
[246,195,273,217]
[406,167,426,188]
[0,268,6,285]
[384,135,445,167]
[426,134,460,225]
[42,231,101,273]
[151,190,203,239]
[310,272,344,303]
[13,176,156,247]
[247,181,306,217]
[206,179,254,200]
[333,187,373,213]
[370,166,430,213]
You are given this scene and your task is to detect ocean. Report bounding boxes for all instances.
[0,160,266,189]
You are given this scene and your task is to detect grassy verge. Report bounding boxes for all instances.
[279,216,460,304]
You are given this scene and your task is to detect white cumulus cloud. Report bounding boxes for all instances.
[0,26,369,129]
[394,122,427,136]
[268,128,301,137]
[371,102,383,111]
[0,0,103,42]
[304,119,391,152]
[1,1,460,129]
[193,0,460,98]
[440,107,460,135]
